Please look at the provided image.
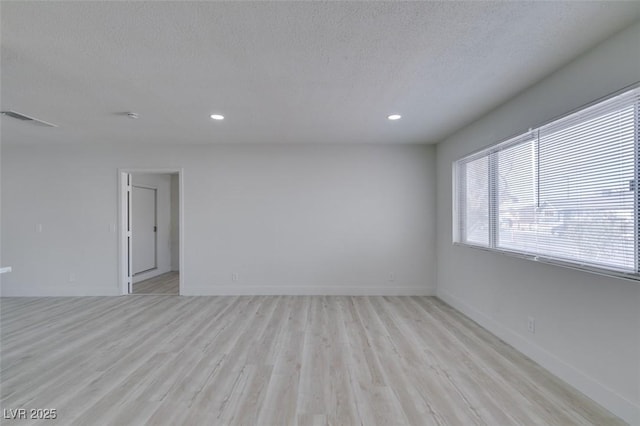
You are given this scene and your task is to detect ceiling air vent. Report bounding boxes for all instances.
[0,110,58,127]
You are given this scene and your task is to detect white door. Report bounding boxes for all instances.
[132,186,157,274]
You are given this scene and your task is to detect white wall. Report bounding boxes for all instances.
[131,173,173,282]
[1,143,436,297]
[436,22,640,425]
[0,144,4,285]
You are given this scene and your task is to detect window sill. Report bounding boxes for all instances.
[452,242,640,283]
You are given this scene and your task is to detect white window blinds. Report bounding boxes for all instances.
[459,155,489,246]
[455,86,639,279]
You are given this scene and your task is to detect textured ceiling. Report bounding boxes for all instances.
[1,1,639,145]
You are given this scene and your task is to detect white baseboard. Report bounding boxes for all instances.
[0,283,434,297]
[437,289,639,426]
[184,285,436,296]
[0,286,121,297]
[133,267,171,283]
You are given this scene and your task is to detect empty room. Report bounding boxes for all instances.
[1,1,639,425]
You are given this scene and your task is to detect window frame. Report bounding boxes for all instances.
[452,83,640,282]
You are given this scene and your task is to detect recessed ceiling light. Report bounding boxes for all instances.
[210,114,224,120]
[387,114,402,120]
[1,110,58,127]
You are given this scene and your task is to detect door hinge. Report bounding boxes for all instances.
[154,226,157,232]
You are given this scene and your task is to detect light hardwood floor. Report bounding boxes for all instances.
[0,296,623,425]
[132,272,179,295]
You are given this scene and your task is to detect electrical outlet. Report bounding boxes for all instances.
[232,273,239,282]
[527,317,535,334]
[36,224,43,233]
[388,272,396,282]
[69,273,77,283]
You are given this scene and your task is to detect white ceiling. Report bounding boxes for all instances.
[1,1,639,145]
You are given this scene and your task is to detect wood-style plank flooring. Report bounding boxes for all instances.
[0,296,623,425]
[132,272,179,295]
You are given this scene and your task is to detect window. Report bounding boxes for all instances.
[459,155,489,246]
[455,86,639,279]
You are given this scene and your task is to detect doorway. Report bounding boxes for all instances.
[119,169,183,295]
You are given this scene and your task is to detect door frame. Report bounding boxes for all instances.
[118,168,184,295]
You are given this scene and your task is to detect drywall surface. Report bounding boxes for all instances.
[1,143,435,297]
[0,144,3,288]
[131,173,172,282]
[436,23,640,424]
